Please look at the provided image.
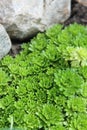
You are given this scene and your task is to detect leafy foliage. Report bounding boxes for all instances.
[0,23,87,130]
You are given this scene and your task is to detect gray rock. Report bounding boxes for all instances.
[76,0,87,6]
[0,24,11,60]
[0,0,71,40]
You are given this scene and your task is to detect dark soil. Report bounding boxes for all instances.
[9,0,87,57]
[64,0,87,26]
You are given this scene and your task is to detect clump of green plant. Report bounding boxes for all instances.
[0,23,87,130]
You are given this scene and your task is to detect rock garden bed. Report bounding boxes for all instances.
[9,0,87,57]
[0,0,87,130]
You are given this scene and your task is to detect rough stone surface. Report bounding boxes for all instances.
[0,0,71,40]
[76,0,87,6]
[0,24,11,59]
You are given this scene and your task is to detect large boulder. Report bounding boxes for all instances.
[0,0,71,40]
[76,0,87,6]
[0,24,11,60]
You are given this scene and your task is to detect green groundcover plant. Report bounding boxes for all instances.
[0,23,87,130]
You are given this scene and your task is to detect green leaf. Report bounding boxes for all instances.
[37,104,63,127]
[67,97,86,112]
[0,23,87,130]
